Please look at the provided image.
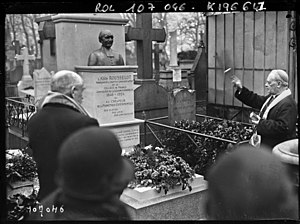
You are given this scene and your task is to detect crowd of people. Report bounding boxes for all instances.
[24,29,298,221]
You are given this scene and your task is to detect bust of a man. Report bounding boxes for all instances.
[87,30,125,66]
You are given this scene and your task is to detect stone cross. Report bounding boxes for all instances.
[15,47,35,90]
[125,13,166,80]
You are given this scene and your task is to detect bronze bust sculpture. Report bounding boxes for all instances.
[87,30,125,66]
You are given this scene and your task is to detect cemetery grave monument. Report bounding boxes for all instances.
[15,47,35,94]
[158,30,190,92]
[32,13,208,220]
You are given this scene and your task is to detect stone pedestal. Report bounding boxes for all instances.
[159,70,189,91]
[75,66,143,153]
[120,174,208,220]
[179,59,194,70]
[51,14,128,71]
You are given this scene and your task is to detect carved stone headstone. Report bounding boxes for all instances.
[33,67,52,103]
[75,65,143,152]
[78,67,135,124]
[168,88,196,125]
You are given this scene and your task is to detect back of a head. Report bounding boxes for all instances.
[57,126,133,201]
[51,70,83,94]
[206,145,298,220]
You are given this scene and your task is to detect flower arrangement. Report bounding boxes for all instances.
[6,149,39,221]
[161,119,254,176]
[125,145,195,195]
[6,149,38,183]
[7,191,38,221]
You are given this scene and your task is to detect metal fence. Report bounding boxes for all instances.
[142,114,252,148]
[5,97,36,137]
[5,95,254,148]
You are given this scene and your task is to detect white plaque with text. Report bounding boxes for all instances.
[77,66,137,125]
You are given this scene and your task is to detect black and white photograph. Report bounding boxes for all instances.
[2,0,299,221]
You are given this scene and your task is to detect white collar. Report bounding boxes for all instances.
[261,88,292,119]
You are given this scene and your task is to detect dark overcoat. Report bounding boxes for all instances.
[235,87,297,149]
[28,104,99,200]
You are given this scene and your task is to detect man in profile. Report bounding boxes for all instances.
[28,70,99,200]
[87,29,125,66]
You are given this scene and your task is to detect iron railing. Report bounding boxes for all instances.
[5,97,36,137]
[142,114,252,148]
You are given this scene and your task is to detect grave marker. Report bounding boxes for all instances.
[16,47,35,91]
[169,30,178,67]
[168,88,196,125]
[79,67,134,124]
[33,67,52,103]
[125,13,166,81]
[75,65,143,152]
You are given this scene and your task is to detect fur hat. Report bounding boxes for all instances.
[56,126,134,201]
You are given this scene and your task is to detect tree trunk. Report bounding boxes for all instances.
[20,14,30,50]
[8,15,17,42]
[161,13,169,62]
[195,13,200,49]
[30,14,39,57]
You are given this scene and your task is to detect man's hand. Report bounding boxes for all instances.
[250,112,260,125]
[231,75,242,90]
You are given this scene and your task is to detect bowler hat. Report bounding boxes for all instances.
[56,126,134,201]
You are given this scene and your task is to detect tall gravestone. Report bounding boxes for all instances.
[33,67,52,104]
[39,13,143,152]
[158,30,190,92]
[168,88,196,125]
[125,13,169,122]
[16,47,35,92]
[76,66,143,152]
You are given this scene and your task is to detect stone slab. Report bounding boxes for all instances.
[75,66,137,125]
[123,174,204,201]
[33,67,51,103]
[168,88,196,125]
[120,174,208,220]
[101,119,144,153]
[179,59,194,70]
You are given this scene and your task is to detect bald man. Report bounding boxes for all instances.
[87,30,124,66]
[28,70,99,200]
[231,69,297,149]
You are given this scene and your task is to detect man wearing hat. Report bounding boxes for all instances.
[231,69,297,149]
[205,145,298,220]
[27,127,134,220]
[28,70,99,200]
